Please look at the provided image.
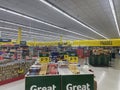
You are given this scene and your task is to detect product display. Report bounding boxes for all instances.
[58,60,68,68]
[89,47,111,66]
[0,60,34,83]
[39,64,48,75]
[0,44,36,85]
[68,64,80,74]
[25,59,94,90]
[47,64,58,75]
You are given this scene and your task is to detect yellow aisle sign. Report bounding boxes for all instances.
[26,39,120,46]
[73,39,120,46]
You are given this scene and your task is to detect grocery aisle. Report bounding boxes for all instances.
[0,66,120,90]
[0,56,119,90]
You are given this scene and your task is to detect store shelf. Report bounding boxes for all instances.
[0,75,24,85]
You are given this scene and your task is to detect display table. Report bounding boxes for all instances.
[25,63,94,90]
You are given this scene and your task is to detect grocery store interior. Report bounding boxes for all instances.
[0,0,120,90]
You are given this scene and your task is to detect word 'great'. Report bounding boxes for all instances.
[30,83,90,90]
[30,85,56,90]
[66,83,90,90]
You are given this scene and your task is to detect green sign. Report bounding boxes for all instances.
[25,75,61,90]
[68,52,77,56]
[39,53,49,57]
[20,41,26,45]
[61,74,94,90]
[0,38,11,42]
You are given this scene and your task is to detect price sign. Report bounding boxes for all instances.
[39,57,50,63]
[68,57,78,63]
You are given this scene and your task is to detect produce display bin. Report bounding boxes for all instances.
[89,54,110,66]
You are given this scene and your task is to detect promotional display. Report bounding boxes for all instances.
[62,75,94,90]
[25,74,94,90]
[89,48,111,66]
[25,75,61,90]
[25,59,94,90]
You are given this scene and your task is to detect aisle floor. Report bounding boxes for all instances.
[0,66,120,90]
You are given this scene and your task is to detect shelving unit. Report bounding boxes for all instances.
[0,59,35,85]
[0,43,36,85]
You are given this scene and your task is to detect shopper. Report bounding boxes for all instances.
[111,48,115,59]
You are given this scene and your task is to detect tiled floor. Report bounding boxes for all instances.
[0,79,25,90]
[91,66,120,90]
[0,58,120,90]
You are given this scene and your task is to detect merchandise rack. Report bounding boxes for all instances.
[0,75,24,85]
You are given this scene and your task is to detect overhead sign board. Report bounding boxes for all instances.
[20,41,27,45]
[0,38,11,42]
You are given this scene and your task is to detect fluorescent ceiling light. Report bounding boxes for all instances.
[0,7,94,39]
[3,34,57,40]
[0,26,60,38]
[0,27,18,31]
[39,0,108,39]
[3,34,58,41]
[3,32,70,40]
[0,20,59,35]
[0,20,84,40]
[66,35,84,40]
[109,0,120,36]
[0,27,72,40]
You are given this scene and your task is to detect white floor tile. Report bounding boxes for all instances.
[0,79,25,90]
[91,66,120,90]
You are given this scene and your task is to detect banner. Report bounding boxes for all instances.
[25,75,61,90]
[61,74,94,90]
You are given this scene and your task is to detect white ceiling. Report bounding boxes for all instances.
[0,0,119,41]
